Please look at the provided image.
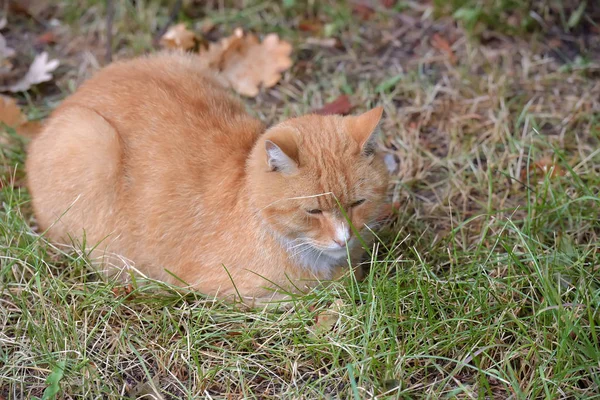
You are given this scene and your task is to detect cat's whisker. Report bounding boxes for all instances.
[257,192,335,212]
[287,242,312,252]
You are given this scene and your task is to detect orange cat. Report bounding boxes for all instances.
[26,52,389,304]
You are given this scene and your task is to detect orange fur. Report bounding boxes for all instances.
[26,52,389,303]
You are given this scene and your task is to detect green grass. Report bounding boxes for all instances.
[2,1,600,398]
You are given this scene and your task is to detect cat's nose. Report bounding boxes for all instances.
[333,224,351,247]
[333,239,347,248]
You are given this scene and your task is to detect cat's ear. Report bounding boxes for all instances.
[265,139,298,174]
[346,107,383,156]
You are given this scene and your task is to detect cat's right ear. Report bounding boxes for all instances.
[265,140,298,175]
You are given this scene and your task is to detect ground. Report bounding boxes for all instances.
[1,1,599,399]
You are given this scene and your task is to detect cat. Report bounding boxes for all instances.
[26,52,389,304]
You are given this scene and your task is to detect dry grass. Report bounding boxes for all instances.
[1,1,599,398]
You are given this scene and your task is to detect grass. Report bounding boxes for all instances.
[1,0,600,398]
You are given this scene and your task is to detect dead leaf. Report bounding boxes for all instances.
[522,156,566,182]
[431,33,457,65]
[4,52,60,92]
[111,284,135,298]
[200,29,293,97]
[160,23,196,51]
[310,299,345,336]
[36,31,57,45]
[381,0,397,8]
[313,95,353,115]
[353,4,375,20]
[0,95,41,139]
[298,19,323,33]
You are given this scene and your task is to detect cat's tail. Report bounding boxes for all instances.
[26,104,123,249]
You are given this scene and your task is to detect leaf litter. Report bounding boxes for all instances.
[1,51,60,93]
[313,94,353,115]
[160,23,196,51]
[0,95,41,139]
[161,26,293,97]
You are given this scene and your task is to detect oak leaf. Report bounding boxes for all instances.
[431,33,457,65]
[160,23,196,51]
[310,299,345,336]
[353,4,375,20]
[313,95,353,115]
[5,52,59,92]
[0,95,41,139]
[199,28,293,97]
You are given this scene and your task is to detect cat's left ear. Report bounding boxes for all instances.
[346,107,384,156]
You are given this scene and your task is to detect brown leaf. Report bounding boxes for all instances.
[199,29,293,97]
[160,23,196,51]
[111,284,134,298]
[353,4,375,20]
[381,0,397,8]
[533,157,565,179]
[313,95,353,115]
[298,19,323,33]
[0,95,41,139]
[520,156,566,182]
[0,95,23,127]
[36,31,57,45]
[310,299,345,336]
[431,33,457,65]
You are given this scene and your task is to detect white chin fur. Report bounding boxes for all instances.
[322,247,349,260]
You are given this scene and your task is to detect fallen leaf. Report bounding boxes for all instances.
[353,4,375,20]
[200,29,293,97]
[298,19,323,33]
[381,0,397,7]
[0,95,21,126]
[310,299,345,336]
[313,95,353,116]
[198,27,245,68]
[111,284,135,298]
[0,95,41,138]
[160,23,196,51]
[36,31,57,45]
[4,52,60,92]
[530,157,565,180]
[431,33,457,65]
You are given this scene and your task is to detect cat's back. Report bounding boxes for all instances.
[62,52,262,152]
[26,52,264,244]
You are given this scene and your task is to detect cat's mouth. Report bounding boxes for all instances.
[321,247,350,260]
[314,240,355,260]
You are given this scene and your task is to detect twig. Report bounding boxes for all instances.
[153,0,183,48]
[106,0,114,63]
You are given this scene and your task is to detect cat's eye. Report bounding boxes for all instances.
[351,199,366,208]
[306,209,322,215]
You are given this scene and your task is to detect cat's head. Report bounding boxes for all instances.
[247,107,389,262]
